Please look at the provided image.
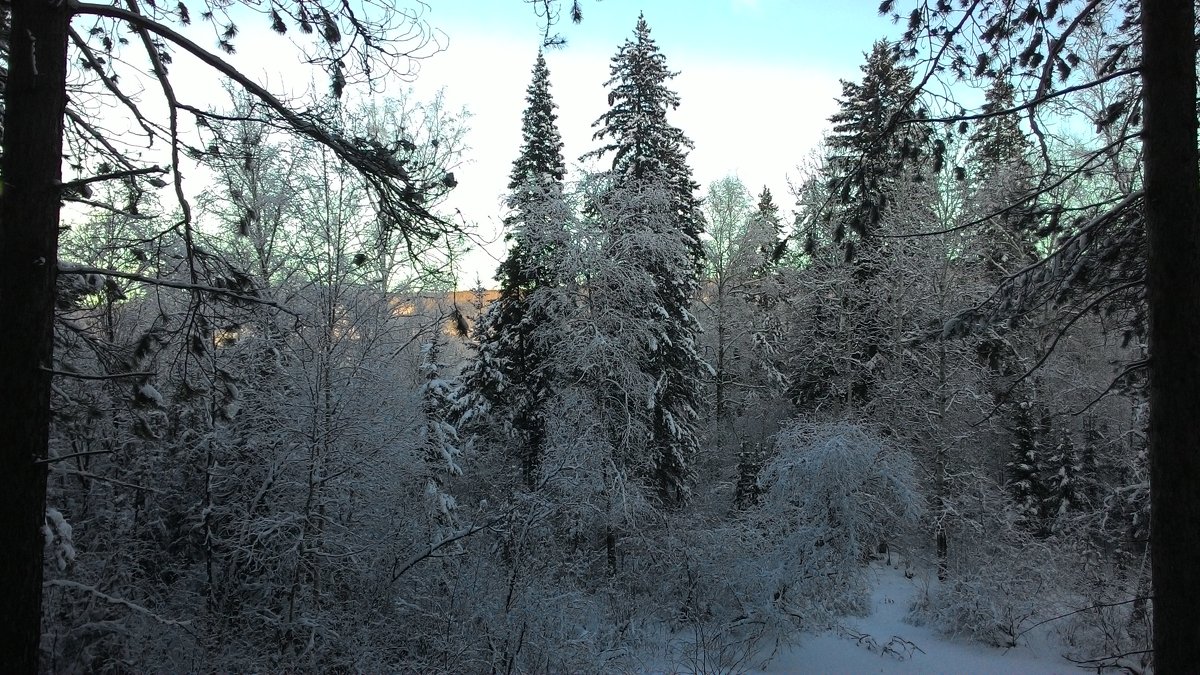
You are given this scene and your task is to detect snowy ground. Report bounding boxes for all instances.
[756,561,1074,675]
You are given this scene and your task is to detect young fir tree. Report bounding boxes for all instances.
[1006,398,1052,533]
[587,14,706,505]
[1043,429,1084,526]
[419,336,463,532]
[742,186,789,388]
[456,51,567,488]
[747,186,786,273]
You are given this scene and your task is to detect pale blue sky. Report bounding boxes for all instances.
[404,1,904,283]
[427,0,900,70]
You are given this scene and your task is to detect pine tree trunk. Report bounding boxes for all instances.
[0,0,70,668]
[1142,0,1200,668]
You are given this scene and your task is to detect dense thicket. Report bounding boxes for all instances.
[11,1,1173,670]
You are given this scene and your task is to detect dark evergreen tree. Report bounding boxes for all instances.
[967,79,1039,392]
[791,43,930,415]
[969,78,1038,279]
[970,79,1029,179]
[456,51,567,487]
[825,39,929,256]
[586,14,706,505]
[734,440,767,510]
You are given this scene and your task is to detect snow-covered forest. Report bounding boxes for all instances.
[2,0,1197,672]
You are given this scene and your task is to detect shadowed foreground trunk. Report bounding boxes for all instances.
[1142,0,1200,669]
[0,0,70,669]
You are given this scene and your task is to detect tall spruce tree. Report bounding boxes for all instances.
[825,40,929,257]
[587,14,706,505]
[795,42,930,414]
[589,13,704,269]
[457,51,567,487]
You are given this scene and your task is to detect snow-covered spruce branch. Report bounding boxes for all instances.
[57,263,298,315]
[45,579,195,634]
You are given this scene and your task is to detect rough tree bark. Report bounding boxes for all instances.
[1142,0,1200,669]
[0,0,71,670]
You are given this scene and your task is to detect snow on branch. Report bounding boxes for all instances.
[45,579,195,634]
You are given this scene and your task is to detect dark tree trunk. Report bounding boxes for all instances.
[1142,0,1200,669]
[0,0,70,669]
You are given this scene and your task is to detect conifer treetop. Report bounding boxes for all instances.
[509,50,567,191]
[970,79,1030,175]
[589,13,694,181]
[825,39,929,246]
[753,186,783,235]
[828,40,920,153]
